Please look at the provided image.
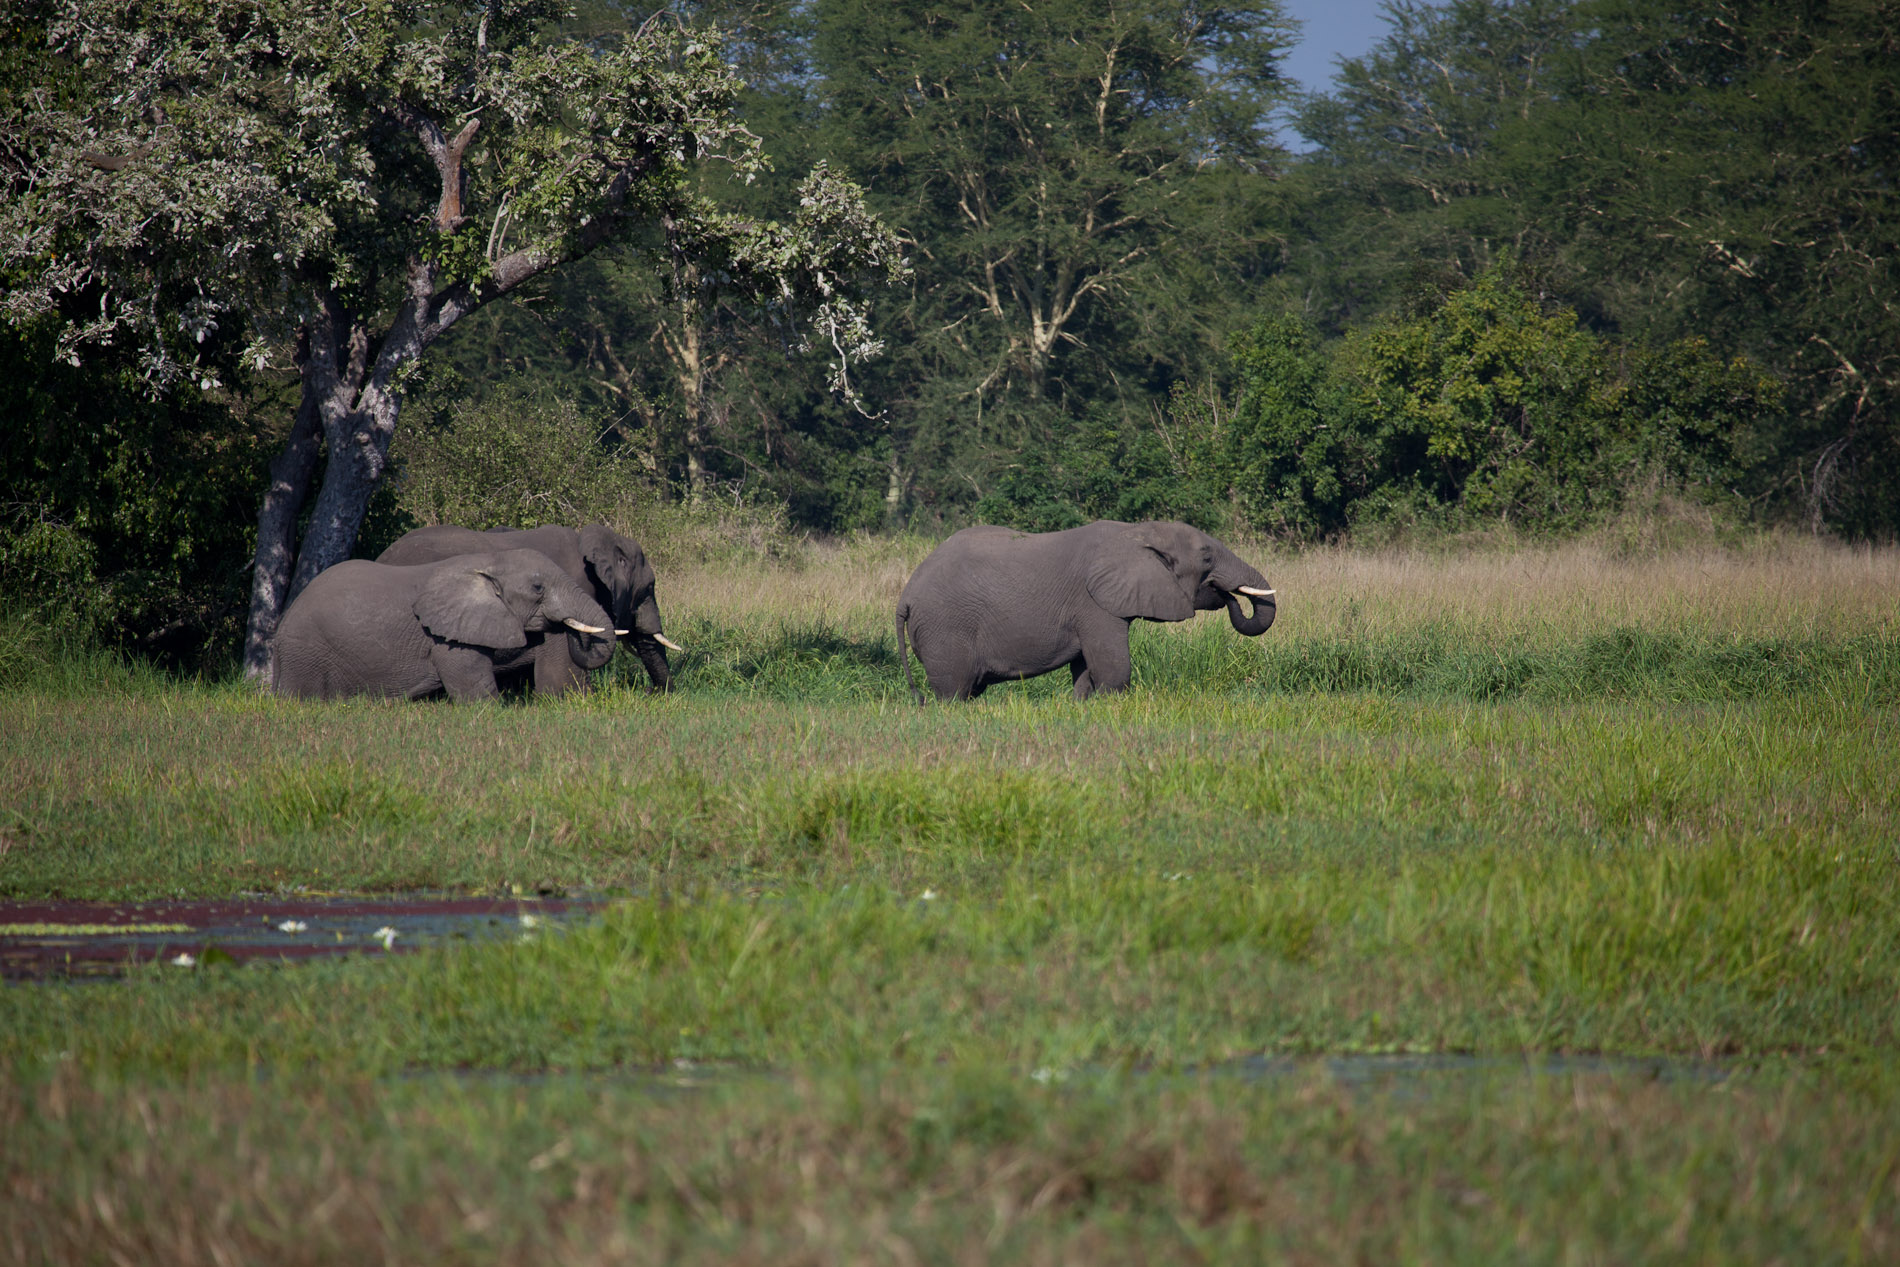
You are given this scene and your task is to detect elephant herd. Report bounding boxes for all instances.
[269,519,1275,704]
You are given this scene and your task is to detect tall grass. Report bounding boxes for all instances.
[631,532,1900,703]
[3,536,1896,1260]
[659,531,1900,640]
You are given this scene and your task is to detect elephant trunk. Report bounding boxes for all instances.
[624,593,672,692]
[630,593,663,638]
[544,579,616,670]
[566,626,616,670]
[630,637,672,693]
[1224,590,1276,637]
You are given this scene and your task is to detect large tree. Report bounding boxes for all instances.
[810,0,1297,516]
[1500,0,1900,534]
[1284,0,1583,329]
[1288,0,1900,534]
[2,0,900,676]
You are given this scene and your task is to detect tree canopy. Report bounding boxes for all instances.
[4,0,1896,669]
[2,0,901,672]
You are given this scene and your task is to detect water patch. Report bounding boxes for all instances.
[1217,1051,1729,1090]
[0,893,607,980]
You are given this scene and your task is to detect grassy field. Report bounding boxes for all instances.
[3,533,1898,1261]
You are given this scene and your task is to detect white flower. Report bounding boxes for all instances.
[170,952,196,967]
[919,889,939,902]
[371,926,398,949]
[277,920,307,934]
[518,913,542,929]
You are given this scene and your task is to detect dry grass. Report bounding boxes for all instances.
[659,530,1900,640]
[1271,535,1900,637]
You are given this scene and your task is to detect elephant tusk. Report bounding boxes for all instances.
[563,618,608,635]
[1237,586,1276,599]
[615,629,631,636]
[654,633,684,653]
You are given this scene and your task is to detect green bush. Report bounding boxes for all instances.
[1334,265,1778,536]
[968,267,1778,546]
[1188,315,1364,539]
[970,403,1224,533]
[374,384,803,566]
[372,385,647,544]
[1159,266,1784,543]
[0,322,267,671]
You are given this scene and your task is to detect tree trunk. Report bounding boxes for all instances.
[680,318,708,502]
[240,384,324,682]
[288,380,403,598]
[884,450,904,526]
[243,295,426,678]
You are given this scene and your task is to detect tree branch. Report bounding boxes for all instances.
[387,100,482,233]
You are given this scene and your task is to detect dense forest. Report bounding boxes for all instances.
[4,0,1896,666]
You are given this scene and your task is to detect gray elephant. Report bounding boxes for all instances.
[895,520,1276,701]
[271,548,616,702]
[378,523,679,694]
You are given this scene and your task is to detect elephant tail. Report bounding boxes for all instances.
[895,602,924,706]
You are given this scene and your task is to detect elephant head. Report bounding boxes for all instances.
[578,524,676,691]
[414,549,616,669]
[1085,520,1277,636]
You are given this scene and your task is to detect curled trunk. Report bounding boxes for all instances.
[1225,592,1276,637]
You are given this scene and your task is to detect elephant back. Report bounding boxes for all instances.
[380,525,586,587]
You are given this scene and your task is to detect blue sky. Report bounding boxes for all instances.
[1274,0,1393,147]
[1279,0,1393,95]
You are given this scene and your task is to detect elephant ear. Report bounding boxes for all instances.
[579,524,635,614]
[413,562,528,649]
[577,524,623,578]
[1085,527,1195,622]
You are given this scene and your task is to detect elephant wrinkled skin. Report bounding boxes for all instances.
[270,548,615,702]
[378,523,675,694]
[895,520,1276,702]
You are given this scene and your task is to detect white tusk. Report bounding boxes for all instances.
[654,634,684,653]
[615,629,631,636]
[563,618,607,635]
[1237,586,1275,598]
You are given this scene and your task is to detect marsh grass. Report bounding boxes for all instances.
[3,537,1897,1256]
[4,1060,1896,1265]
[5,825,1894,1083]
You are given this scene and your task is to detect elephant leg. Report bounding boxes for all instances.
[1073,622,1133,700]
[1070,658,1092,701]
[433,644,502,702]
[913,629,982,701]
[926,666,981,700]
[922,652,981,700]
[533,639,588,697]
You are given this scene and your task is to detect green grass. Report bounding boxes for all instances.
[3,651,1892,899]
[615,609,1900,705]
[3,540,1897,1259]
[6,1062,1897,1264]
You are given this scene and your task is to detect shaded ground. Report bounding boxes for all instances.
[0,893,606,979]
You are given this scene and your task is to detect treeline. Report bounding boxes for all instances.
[428,0,1892,538]
[3,0,1895,666]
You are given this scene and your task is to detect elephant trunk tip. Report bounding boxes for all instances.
[1226,589,1277,637]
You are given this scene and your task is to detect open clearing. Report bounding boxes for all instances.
[3,537,1897,1262]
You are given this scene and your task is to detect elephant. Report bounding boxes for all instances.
[894,520,1276,702]
[270,548,616,702]
[377,523,679,694]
